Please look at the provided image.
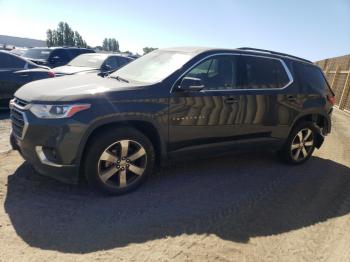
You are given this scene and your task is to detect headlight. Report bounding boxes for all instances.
[30,104,91,119]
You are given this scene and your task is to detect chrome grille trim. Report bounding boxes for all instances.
[10,98,30,140]
[10,97,31,110]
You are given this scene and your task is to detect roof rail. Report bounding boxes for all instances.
[237,47,312,63]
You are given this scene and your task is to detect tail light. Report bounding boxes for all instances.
[48,71,55,78]
[327,94,335,105]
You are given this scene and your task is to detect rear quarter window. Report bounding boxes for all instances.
[293,62,329,93]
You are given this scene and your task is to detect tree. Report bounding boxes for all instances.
[63,22,74,46]
[46,22,88,47]
[74,31,87,47]
[102,38,120,52]
[111,38,119,52]
[143,47,157,55]
[56,22,64,46]
[102,38,108,51]
[46,29,54,47]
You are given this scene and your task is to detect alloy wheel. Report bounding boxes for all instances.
[290,128,314,161]
[97,139,147,188]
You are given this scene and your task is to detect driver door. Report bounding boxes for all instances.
[168,54,243,152]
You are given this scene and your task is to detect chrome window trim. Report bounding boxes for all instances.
[170,53,294,93]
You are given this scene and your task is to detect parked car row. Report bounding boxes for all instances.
[0,51,54,108]
[0,47,133,108]
[52,53,132,76]
[22,47,95,68]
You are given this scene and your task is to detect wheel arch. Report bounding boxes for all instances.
[77,118,166,181]
[290,112,330,149]
[291,111,330,133]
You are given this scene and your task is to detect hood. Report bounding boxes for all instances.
[14,74,142,102]
[52,66,98,76]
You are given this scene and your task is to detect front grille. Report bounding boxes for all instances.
[10,97,29,139]
[11,108,26,139]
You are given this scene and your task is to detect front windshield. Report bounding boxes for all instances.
[111,50,194,84]
[23,48,51,60]
[68,54,106,68]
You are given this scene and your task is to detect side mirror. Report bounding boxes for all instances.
[178,77,204,92]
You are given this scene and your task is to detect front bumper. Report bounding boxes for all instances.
[11,132,79,184]
[10,106,88,184]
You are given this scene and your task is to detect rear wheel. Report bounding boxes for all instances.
[84,128,155,195]
[280,122,317,164]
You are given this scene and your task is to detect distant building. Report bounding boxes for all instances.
[0,35,46,48]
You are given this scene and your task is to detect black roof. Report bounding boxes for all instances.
[237,47,311,63]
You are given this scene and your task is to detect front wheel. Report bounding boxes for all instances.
[280,121,317,164]
[84,128,155,195]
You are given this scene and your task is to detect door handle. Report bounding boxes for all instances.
[19,74,29,77]
[287,95,297,101]
[224,97,239,104]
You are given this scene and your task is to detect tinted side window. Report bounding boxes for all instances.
[118,57,131,67]
[51,49,70,63]
[104,57,119,70]
[185,55,238,90]
[27,62,38,69]
[294,62,328,92]
[275,61,290,88]
[240,56,289,89]
[0,52,26,69]
[67,49,81,59]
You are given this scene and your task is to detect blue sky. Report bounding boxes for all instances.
[0,0,349,61]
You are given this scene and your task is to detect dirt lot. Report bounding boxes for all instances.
[0,111,11,154]
[0,109,349,262]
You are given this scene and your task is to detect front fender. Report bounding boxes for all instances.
[75,113,168,168]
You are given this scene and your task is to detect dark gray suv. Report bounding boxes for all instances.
[10,47,334,195]
[22,47,95,68]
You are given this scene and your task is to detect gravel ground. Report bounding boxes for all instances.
[0,109,349,262]
[0,110,11,154]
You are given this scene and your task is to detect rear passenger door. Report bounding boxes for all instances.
[233,55,294,139]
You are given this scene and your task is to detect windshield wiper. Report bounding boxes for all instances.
[109,75,129,83]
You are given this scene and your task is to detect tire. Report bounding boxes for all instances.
[84,127,155,195]
[280,121,317,165]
